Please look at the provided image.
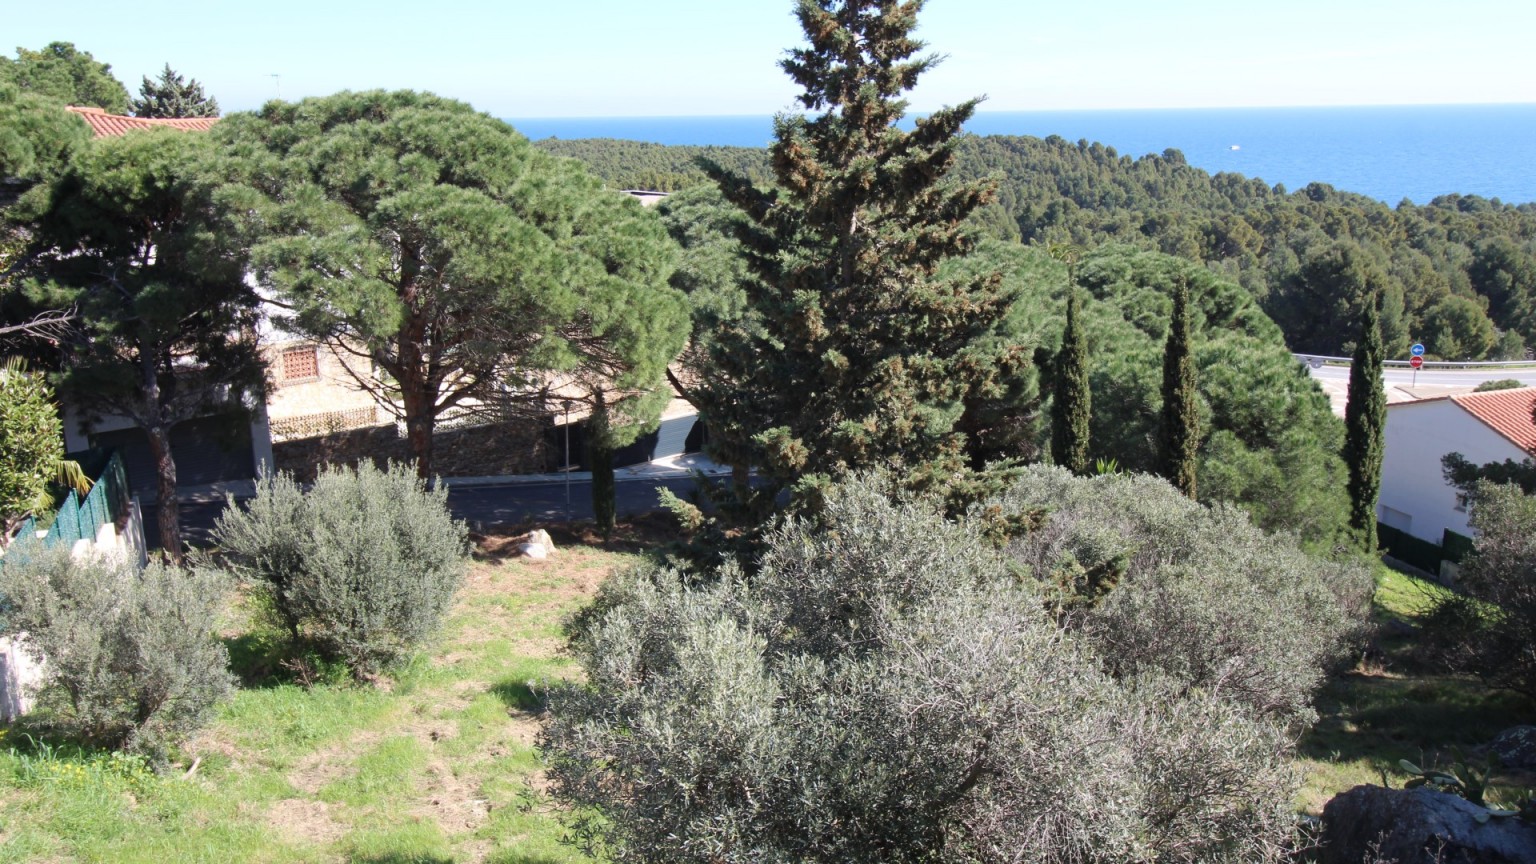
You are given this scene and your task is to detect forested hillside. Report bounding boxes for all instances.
[534,134,1536,361]
[657,183,1350,543]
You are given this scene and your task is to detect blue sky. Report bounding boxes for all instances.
[7,0,1535,117]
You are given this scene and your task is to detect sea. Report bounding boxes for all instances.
[506,104,1536,207]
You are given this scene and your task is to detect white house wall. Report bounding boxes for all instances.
[1378,400,1527,545]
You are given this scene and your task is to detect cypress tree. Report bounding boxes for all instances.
[1159,276,1200,498]
[696,0,1015,505]
[1051,287,1092,474]
[1345,294,1386,551]
[588,391,617,538]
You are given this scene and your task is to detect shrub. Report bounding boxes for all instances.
[994,466,1373,725]
[1473,378,1523,392]
[1426,481,1536,697]
[0,359,66,532]
[543,476,1302,864]
[213,462,468,677]
[0,549,232,763]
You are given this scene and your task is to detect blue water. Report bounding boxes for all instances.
[507,104,1536,207]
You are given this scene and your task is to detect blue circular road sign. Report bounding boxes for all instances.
[1410,343,1425,357]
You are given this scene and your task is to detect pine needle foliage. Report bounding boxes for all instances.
[130,64,218,118]
[1344,294,1386,551]
[1159,276,1199,498]
[696,0,1017,507]
[1051,287,1091,474]
[222,91,687,480]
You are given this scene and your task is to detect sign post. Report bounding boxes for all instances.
[1409,343,1425,386]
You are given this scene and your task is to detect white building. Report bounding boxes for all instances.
[1377,387,1536,549]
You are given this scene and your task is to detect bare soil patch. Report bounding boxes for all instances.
[267,797,347,847]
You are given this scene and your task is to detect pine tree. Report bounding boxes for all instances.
[1051,287,1092,474]
[696,0,1014,505]
[1159,276,1199,498]
[130,64,218,118]
[226,91,687,480]
[28,130,264,561]
[1345,294,1386,551]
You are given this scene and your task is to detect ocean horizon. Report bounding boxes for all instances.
[505,104,1536,207]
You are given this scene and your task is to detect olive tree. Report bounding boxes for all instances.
[542,475,1322,864]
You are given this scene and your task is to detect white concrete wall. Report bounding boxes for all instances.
[1378,399,1527,544]
[0,636,42,722]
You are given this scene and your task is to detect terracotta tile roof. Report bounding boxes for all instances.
[1450,387,1536,455]
[66,105,219,138]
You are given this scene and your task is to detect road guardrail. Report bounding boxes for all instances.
[1292,354,1536,371]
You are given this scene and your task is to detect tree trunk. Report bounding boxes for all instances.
[145,423,182,564]
[400,381,436,481]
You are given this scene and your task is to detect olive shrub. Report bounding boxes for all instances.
[996,467,1374,726]
[543,476,1330,864]
[213,462,468,677]
[0,549,232,763]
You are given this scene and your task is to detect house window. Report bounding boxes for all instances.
[280,346,319,383]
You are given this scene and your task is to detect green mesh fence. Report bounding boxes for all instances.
[1378,523,1444,574]
[1441,528,1475,564]
[4,451,129,555]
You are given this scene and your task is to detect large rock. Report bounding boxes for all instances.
[509,529,556,560]
[1320,785,1536,864]
[1491,727,1536,772]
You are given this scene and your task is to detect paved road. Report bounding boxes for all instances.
[1307,364,1536,390]
[1303,361,1536,416]
[152,475,715,549]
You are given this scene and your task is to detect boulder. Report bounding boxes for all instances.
[508,529,555,560]
[1491,727,1536,772]
[1320,785,1536,864]
[513,542,549,560]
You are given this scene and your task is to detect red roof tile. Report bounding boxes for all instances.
[1450,387,1536,455]
[66,105,219,138]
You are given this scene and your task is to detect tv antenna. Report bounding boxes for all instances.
[270,73,281,99]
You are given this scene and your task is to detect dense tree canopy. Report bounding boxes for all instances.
[693,0,1024,508]
[221,91,688,479]
[24,129,265,559]
[1,83,92,320]
[0,42,129,114]
[540,133,1536,362]
[130,64,219,119]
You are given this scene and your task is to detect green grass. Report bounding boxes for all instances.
[0,537,644,864]
[1295,563,1536,813]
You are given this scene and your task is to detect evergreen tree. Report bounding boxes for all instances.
[587,390,617,538]
[130,64,219,118]
[26,130,265,561]
[0,42,129,114]
[1051,286,1092,474]
[223,91,687,479]
[697,0,1015,506]
[1159,276,1199,498]
[1345,293,1386,551]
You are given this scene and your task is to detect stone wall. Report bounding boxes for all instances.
[273,417,555,483]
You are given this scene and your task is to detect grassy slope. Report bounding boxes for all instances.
[1296,565,1536,813]
[0,531,636,864]
[5,537,1533,858]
